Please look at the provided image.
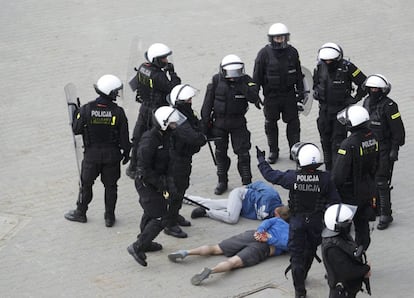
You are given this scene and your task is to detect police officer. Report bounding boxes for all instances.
[257,142,340,298]
[127,106,187,267]
[163,84,207,238]
[363,74,405,230]
[126,43,181,178]
[322,204,371,298]
[332,105,378,251]
[64,74,131,227]
[253,23,305,163]
[201,54,262,195]
[313,43,367,170]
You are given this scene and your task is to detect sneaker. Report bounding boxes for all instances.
[191,267,212,286]
[64,209,87,223]
[104,213,115,228]
[168,250,188,262]
[191,207,206,219]
[127,244,147,267]
[177,214,191,227]
[214,182,227,195]
[145,242,163,252]
[164,225,188,238]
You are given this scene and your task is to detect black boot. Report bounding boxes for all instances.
[377,186,393,230]
[214,156,230,195]
[237,153,252,185]
[64,209,87,223]
[127,243,147,267]
[104,212,115,227]
[177,214,191,227]
[268,151,279,164]
[214,181,228,195]
[164,225,188,238]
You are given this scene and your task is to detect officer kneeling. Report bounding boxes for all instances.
[322,204,371,298]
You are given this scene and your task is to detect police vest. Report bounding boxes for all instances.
[364,96,393,143]
[322,236,364,289]
[137,63,165,107]
[265,46,298,91]
[83,101,120,147]
[289,170,325,214]
[315,60,352,106]
[213,77,248,116]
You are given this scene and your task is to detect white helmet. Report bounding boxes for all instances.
[337,105,370,128]
[153,106,186,131]
[94,74,123,100]
[322,204,356,237]
[363,74,391,95]
[146,43,172,67]
[268,23,290,49]
[220,54,245,78]
[290,142,322,168]
[318,42,343,61]
[168,84,198,106]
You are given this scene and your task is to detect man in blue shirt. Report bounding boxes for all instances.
[168,206,290,286]
[186,180,283,224]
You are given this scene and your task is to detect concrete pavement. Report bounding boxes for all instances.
[1,1,413,297]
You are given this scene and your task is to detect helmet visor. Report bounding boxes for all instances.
[162,108,187,130]
[336,107,349,126]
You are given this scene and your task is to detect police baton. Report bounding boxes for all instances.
[206,137,222,166]
[183,196,210,210]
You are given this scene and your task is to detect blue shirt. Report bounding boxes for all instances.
[241,181,283,220]
[256,217,289,255]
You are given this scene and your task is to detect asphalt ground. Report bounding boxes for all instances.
[0,1,413,297]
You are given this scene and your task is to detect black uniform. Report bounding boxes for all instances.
[322,232,371,297]
[253,44,304,159]
[72,96,131,220]
[201,73,261,191]
[128,126,172,265]
[128,62,181,176]
[257,156,340,297]
[166,104,206,230]
[331,126,378,251]
[313,60,367,170]
[363,93,405,228]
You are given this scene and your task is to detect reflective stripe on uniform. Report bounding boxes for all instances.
[338,149,346,155]
[352,69,361,77]
[391,112,401,120]
[111,116,116,125]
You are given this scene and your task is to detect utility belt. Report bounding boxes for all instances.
[292,211,323,222]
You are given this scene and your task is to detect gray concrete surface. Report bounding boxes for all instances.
[0,0,413,297]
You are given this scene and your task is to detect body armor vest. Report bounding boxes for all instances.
[83,101,120,147]
[289,170,325,214]
[137,63,165,107]
[213,77,248,116]
[363,96,391,143]
[265,46,298,91]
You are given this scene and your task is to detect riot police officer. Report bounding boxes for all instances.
[126,43,181,178]
[64,74,131,227]
[313,43,367,170]
[332,105,378,251]
[127,106,187,267]
[363,74,405,230]
[322,204,371,298]
[201,54,262,195]
[163,84,207,238]
[253,23,304,163]
[257,142,340,298]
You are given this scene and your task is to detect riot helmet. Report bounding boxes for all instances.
[318,42,343,61]
[153,106,187,131]
[94,74,123,100]
[337,105,370,129]
[290,142,322,169]
[322,203,356,237]
[145,43,172,68]
[268,23,290,49]
[220,54,245,79]
[363,74,391,97]
[167,84,198,107]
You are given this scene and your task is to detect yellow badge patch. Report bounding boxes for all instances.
[338,149,346,155]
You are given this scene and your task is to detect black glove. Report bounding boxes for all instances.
[165,63,175,73]
[167,176,178,198]
[256,146,265,162]
[389,148,399,162]
[254,98,263,110]
[122,154,130,165]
